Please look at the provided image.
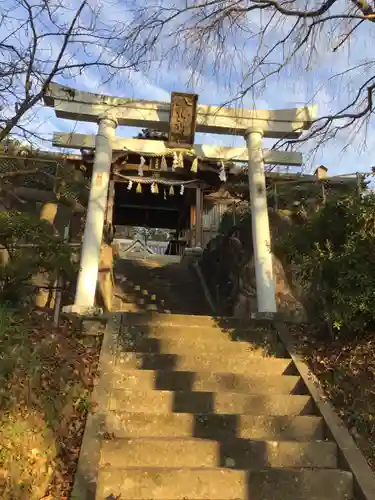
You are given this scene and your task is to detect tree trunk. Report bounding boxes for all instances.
[0,204,10,267]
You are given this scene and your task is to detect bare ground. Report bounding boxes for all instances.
[291,324,375,472]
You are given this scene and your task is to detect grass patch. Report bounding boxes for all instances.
[0,305,101,499]
[292,324,375,471]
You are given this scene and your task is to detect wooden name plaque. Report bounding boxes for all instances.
[167,92,198,149]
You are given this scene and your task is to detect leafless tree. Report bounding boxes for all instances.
[126,0,375,157]
[0,0,148,145]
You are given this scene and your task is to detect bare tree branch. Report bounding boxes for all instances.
[0,0,149,144]
[125,0,375,160]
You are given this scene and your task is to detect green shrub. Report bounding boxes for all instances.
[218,204,251,236]
[277,193,375,335]
[0,212,74,304]
[0,303,14,334]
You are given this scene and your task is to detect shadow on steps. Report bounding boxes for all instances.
[97,324,353,499]
[113,257,210,316]
[97,260,352,499]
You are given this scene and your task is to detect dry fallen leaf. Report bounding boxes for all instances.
[0,309,100,500]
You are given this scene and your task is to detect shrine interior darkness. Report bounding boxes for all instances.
[113,181,192,230]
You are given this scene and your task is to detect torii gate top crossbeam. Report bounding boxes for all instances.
[44,83,317,139]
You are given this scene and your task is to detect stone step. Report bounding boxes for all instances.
[100,437,337,469]
[115,289,194,303]
[114,352,293,375]
[116,294,191,302]
[105,412,325,441]
[108,389,314,415]
[121,324,278,344]
[111,369,305,395]
[114,264,209,315]
[116,281,197,293]
[116,302,160,313]
[114,297,207,315]
[121,312,263,328]
[96,467,353,500]
[116,260,187,269]
[117,332,285,357]
[114,276,200,294]
[115,293,161,306]
[242,469,353,500]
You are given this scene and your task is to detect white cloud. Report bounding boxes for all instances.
[3,0,375,176]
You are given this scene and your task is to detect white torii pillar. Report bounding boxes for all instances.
[245,128,277,313]
[65,116,117,313]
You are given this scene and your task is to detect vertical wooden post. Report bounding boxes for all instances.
[53,224,70,327]
[189,204,195,247]
[321,182,326,205]
[99,180,115,312]
[106,180,115,229]
[196,185,202,247]
[273,183,278,211]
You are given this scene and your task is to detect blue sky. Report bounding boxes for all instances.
[2,0,375,177]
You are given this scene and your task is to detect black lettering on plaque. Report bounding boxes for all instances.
[167,92,198,149]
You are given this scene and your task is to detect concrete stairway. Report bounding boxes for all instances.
[113,256,207,316]
[96,256,353,499]
[95,313,353,500]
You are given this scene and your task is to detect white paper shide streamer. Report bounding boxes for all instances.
[218,161,227,182]
[172,151,179,171]
[138,156,145,176]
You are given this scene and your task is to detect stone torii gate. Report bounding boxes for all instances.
[44,83,316,315]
